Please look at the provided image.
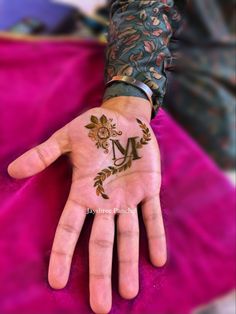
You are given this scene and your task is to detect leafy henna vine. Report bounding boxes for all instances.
[135,118,151,147]
[93,155,133,199]
[85,114,122,154]
[85,116,151,199]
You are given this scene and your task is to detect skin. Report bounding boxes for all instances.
[8,96,166,314]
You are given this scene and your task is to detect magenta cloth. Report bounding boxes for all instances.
[0,37,235,314]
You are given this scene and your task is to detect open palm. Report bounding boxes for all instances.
[8,106,166,314]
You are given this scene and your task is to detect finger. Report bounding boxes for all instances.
[89,213,115,314]
[8,128,69,179]
[142,195,167,267]
[48,192,86,289]
[117,207,139,299]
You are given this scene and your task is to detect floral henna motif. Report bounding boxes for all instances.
[85,114,122,153]
[91,118,151,199]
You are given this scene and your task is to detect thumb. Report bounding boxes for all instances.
[8,129,69,179]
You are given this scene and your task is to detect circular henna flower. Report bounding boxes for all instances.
[85,114,122,154]
[97,127,110,139]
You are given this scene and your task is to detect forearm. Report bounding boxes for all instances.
[103,0,174,116]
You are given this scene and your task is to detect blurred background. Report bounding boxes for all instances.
[0,0,235,313]
[0,0,108,41]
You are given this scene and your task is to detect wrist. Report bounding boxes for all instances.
[101,96,152,122]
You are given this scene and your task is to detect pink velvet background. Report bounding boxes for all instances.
[0,38,235,314]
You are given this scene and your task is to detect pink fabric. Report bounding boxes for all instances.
[0,37,235,314]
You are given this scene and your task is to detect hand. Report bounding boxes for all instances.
[8,97,166,314]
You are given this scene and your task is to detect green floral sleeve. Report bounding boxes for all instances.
[104,0,174,114]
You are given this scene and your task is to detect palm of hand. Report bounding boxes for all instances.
[8,107,166,314]
[68,108,161,209]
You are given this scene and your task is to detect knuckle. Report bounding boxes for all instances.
[96,213,114,221]
[148,232,166,240]
[119,259,138,264]
[143,211,159,223]
[67,199,87,215]
[90,238,113,248]
[68,198,81,206]
[51,249,72,258]
[118,230,139,238]
[58,223,79,235]
[35,146,49,167]
[101,214,114,221]
[90,273,111,279]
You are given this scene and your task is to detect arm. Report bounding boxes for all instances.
[103,0,174,116]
